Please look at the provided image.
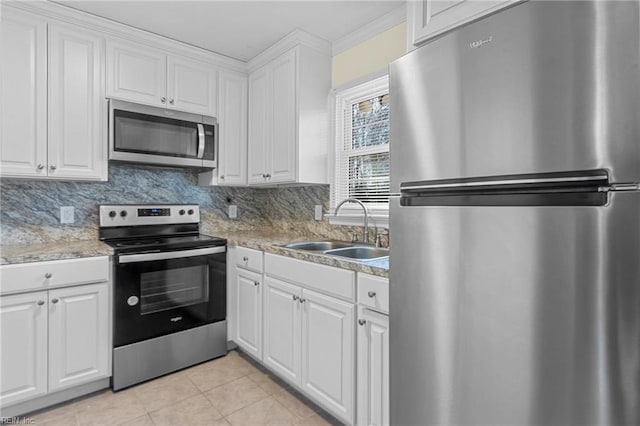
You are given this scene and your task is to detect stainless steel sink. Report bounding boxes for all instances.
[284,241,353,251]
[323,246,389,260]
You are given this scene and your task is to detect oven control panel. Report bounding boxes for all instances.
[99,205,200,227]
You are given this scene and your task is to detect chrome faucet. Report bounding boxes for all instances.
[334,198,369,243]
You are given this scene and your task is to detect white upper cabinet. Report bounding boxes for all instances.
[48,24,106,180]
[408,0,520,47]
[0,9,106,181]
[0,10,47,178]
[107,39,217,116]
[216,69,248,185]
[248,42,331,186]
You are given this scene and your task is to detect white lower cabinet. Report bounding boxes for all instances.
[263,254,355,425]
[357,308,390,426]
[0,291,48,406]
[235,267,262,360]
[0,257,110,410]
[48,283,109,392]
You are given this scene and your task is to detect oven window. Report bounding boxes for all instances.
[140,265,209,315]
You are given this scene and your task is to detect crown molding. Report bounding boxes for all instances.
[247,28,332,73]
[4,0,247,73]
[332,5,406,56]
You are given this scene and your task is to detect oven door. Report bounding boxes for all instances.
[114,246,226,347]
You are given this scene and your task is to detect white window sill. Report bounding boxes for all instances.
[327,212,389,229]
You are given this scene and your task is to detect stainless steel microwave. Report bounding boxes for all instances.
[109,100,217,169]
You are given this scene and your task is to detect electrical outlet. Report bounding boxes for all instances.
[228,205,238,219]
[314,205,323,221]
[60,206,74,224]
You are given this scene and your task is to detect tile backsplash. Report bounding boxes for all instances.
[0,164,368,245]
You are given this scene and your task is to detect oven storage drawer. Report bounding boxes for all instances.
[0,257,109,295]
[235,246,263,273]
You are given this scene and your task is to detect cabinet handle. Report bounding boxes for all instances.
[169,99,175,105]
[358,319,367,326]
[45,273,52,279]
[254,281,260,286]
[220,175,225,180]
[37,300,45,306]
[368,291,376,298]
[161,97,166,103]
[51,298,59,304]
[37,164,45,170]
[50,165,57,171]
[299,297,306,304]
[292,295,299,301]
[265,173,271,179]
[243,256,248,262]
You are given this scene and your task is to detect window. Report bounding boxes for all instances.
[332,75,390,224]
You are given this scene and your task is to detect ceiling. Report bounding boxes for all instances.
[52,0,404,61]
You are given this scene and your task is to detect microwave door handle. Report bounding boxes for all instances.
[197,123,205,159]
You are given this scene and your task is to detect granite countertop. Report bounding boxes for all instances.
[216,230,390,278]
[0,240,114,266]
[0,231,389,278]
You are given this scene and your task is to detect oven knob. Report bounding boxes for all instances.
[188,209,194,215]
[120,210,128,218]
[179,209,186,215]
[109,210,116,218]
[127,296,139,306]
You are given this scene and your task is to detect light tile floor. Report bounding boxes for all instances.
[26,350,342,426]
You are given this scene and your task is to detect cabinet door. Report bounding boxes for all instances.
[301,289,355,424]
[167,56,217,115]
[0,291,48,406]
[357,309,389,426]
[0,10,47,177]
[48,24,106,181]
[48,282,109,392]
[247,66,270,184]
[269,49,297,183]
[410,0,518,46]
[235,267,262,360]
[106,40,166,107]
[263,276,301,385]
[217,70,248,185]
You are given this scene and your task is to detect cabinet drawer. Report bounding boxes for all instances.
[358,274,389,314]
[235,246,263,273]
[265,254,355,301]
[0,256,109,295]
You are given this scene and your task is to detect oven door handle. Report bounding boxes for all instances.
[118,246,226,264]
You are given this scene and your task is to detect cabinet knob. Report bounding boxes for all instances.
[37,164,45,170]
[368,291,376,298]
[45,273,52,279]
[292,295,299,301]
[51,298,59,304]
[161,97,166,103]
[169,99,175,105]
[37,300,45,306]
[358,319,367,326]
[243,256,248,262]
[299,297,306,304]
[265,173,271,179]
[254,281,260,286]
[50,165,57,171]
[220,175,225,180]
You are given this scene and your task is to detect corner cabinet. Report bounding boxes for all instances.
[0,10,107,181]
[107,39,217,116]
[408,0,520,47]
[248,45,331,185]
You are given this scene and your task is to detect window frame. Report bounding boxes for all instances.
[329,74,390,228]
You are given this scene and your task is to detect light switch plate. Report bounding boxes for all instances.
[314,205,323,221]
[60,206,74,224]
[228,205,238,219]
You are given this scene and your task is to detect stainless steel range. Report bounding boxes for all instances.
[99,204,227,391]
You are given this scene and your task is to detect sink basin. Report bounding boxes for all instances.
[284,241,353,251]
[324,246,389,260]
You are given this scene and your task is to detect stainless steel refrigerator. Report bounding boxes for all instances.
[389,1,639,425]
